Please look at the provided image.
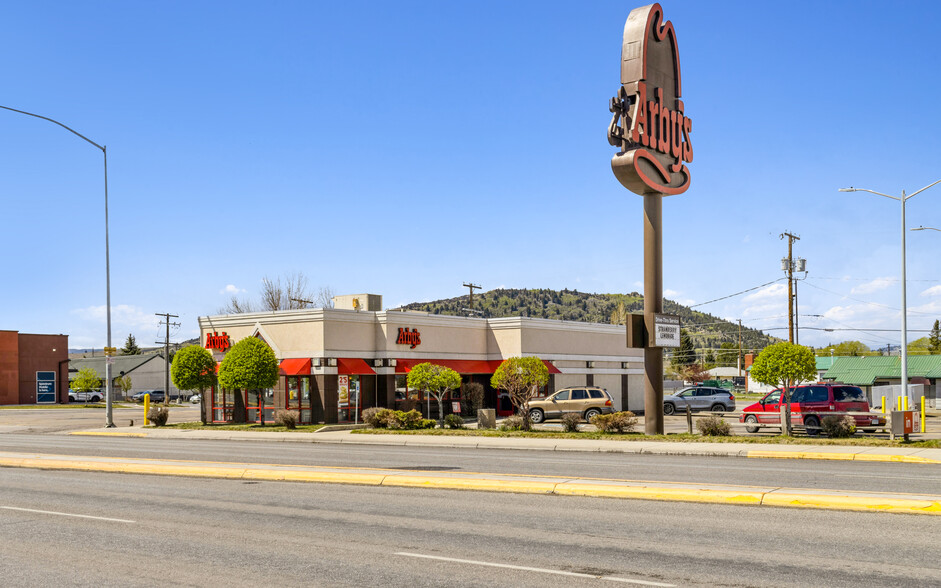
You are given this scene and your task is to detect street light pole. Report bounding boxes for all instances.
[839,179,941,401]
[0,105,115,427]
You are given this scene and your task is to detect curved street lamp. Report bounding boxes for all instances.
[0,105,115,427]
[838,179,941,397]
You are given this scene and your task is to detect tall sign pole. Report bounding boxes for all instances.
[608,4,692,435]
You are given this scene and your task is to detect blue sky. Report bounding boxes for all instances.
[2,0,940,351]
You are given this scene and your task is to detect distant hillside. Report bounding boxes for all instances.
[398,288,779,352]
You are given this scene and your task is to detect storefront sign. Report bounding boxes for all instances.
[205,331,231,352]
[608,3,693,196]
[653,314,680,348]
[396,327,421,348]
[36,371,56,404]
[451,401,461,413]
[338,375,349,407]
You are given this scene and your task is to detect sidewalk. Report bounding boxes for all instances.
[69,426,941,465]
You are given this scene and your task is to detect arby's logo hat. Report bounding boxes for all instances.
[608,3,692,196]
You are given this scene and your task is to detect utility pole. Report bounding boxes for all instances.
[155,312,180,405]
[463,283,481,309]
[780,232,800,343]
[737,319,743,376]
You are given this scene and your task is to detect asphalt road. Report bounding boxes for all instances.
[2,433,940,496]
[1,467,937,587]
[0,405,200,433]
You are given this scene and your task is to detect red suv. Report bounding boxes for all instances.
[740,383,886,435]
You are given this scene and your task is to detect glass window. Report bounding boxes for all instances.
[696,389,713,397]
[589,390,604,399]
[571,389,588,400]
[834,386,866,402]
[791,387,808,403]
[808,386,829,402]
[554,390,570,401]
[765,389,782,404]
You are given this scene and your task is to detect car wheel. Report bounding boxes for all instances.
[744,414,759,434]
[804,415,821,436]
[663,403,675,416]
[584,408,601,421]
[529,408,545,424]
[710,403,726,413]
[92,395,102,403]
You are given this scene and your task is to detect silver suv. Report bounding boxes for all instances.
[663,386,735,415]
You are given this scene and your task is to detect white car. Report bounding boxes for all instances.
[189,393,202,404]
[69,389,103,403]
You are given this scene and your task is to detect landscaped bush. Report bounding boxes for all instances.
[822,415,856,438]
[362,407,388,428]
[419,419,437,429]
[274,409,299,429]
[444,414,465,429]
[561,413,581,432]
[147,407,169,427]
[463,382,485,416]
[499,415,525,431]
[696,415,731,436]
[590,411,637,433]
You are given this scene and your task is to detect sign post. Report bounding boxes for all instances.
[608,3,693,434]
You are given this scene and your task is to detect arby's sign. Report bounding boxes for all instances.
[608,3,692,196]
[205,331,231,352]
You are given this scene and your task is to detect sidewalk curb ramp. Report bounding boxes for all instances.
[2,451,940,516]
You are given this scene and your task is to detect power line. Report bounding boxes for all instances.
[688,278,785,308]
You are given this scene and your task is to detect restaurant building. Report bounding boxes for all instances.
[198,295,644,424]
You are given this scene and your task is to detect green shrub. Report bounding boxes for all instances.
[499,415,525,431]
[697,415,731,436]
[397,409,424,429]
[822,415,856,438]
[444,414,465,429]
[362,407,389,428]
[590,411,637,433]
[419,419,437,429]
[561,413,581,432]
[274,409,298,429]
[147,407,169,427]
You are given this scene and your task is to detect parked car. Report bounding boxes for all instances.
[739,384,887,435]
[190,393,201,404]
[131,390,166,403]
[68,389,103,403]
[528,387,614,424]
[663,386,735,415]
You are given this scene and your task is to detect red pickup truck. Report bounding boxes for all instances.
[740,383,886,435]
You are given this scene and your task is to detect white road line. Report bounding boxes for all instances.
[394,552,675,586]
[1,506,135,524]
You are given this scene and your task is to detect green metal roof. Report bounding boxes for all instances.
[815,357,835,371]
[823,355,941,385]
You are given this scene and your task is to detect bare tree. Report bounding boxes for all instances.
[221,273,334,313]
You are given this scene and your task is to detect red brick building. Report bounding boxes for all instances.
[0,331,69,405]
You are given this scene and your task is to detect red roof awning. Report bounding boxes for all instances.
[279,358,312,376]
[542,359,561,374]
[395,359,501,374]
[337,358,376,375]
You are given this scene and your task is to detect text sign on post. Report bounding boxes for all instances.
[36,371,56,404]
[653,314,680,348]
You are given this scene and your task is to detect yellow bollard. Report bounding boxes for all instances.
[881,395,886,414]
[903,395,909,411]
[922,396,927,434]
[144,393,150,425]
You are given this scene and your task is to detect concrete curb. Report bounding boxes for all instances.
[2,451,939,516]
[67,428,941,464]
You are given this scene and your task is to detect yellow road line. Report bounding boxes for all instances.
[2,453,939,516]
[747,450,941,464]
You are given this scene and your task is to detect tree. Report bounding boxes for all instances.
[171,345,217,425]
[749,342,817,435]
[908,337,932,355]
[678,363,709,384]
[218,337,279,425]
[406,363,462,427]
[818,340,872,357]
[670,329,695,371]
[930,320,941,354]
[71,367,102,395]
[115,375,132,400]
[463,381,485,415]
[221,272,334,314]
[703,349,716,370]
[609,301,628,325]
[490,356,549,430]
[121,333,142,355]
[717,342,739,368]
